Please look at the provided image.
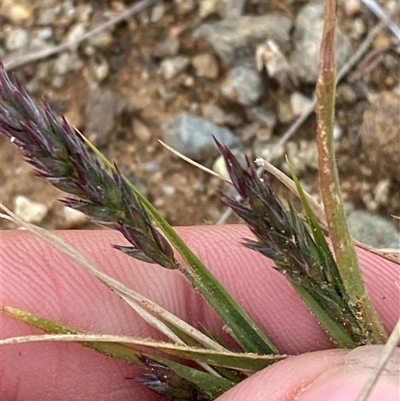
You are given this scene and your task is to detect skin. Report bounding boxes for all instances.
[1,225,399,400]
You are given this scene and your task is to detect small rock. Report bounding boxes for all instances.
[195,15,292,66]
[158,84,177,102]
[213,149,247,180]
[221,66,263,106]
[37,8,58,25]
[373,33,391,51]
[154,36,180,58]
[374,179,391,207]
[343,0,361,16]
[53,52,83,76]
[2,1,33,24]
[192,53,219,79]
[85,82,127,147]
[73,3,93,23]
[199,0,218,18]
[175,0,196,15]
[246,106,276,127]
[132,119,152,142]
[160,56,190,79]
[162,112,239,160]
[62,206,88,228]
[253,139,285,162]
[333,124,343,140]
[277,98,296,124]
[290,92,314,116]
[361,91,400,180]
[336,84,357,105]
[218,0,247,18]
[151,2,166,22]
[285,140,319,173]
[88,30,113,49]
[347,210,400,248]
[289,3,353,83]
[246,107,277,140]
[65,23,86,52]
[161,185,176,196]
[14,195,48,224]
[143,160,160,173]
[6,28,30,51]
[29,37,50,53]
[92,56,110,82]
[202,104,242,127]
[350,18,366,40]
[37,27,53,40]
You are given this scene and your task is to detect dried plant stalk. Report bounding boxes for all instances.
[315,0,387,343]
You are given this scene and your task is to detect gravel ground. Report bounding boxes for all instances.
[1,0,399,246]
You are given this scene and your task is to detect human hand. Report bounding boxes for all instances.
[1,225,399,400]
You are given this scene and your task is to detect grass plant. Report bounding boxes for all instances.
[0,1,397,399]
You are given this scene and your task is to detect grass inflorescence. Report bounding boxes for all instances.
[0,62,178,270]
[0,1,393,395]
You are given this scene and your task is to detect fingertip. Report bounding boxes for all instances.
[217,346,399,401]
[216,349,348,401]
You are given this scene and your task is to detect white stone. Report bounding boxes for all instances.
[14,195,48,224]
[6,28,29,51]
[290,92,314,116]
[62,206,88,228]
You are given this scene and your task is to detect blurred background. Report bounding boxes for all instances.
[1,0,399,248]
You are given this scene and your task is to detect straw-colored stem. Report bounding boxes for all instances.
[315,0,387,343]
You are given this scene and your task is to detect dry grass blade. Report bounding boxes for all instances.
[315,0,387,344]
[0,203,226,352]
[0,333,285,371]
[159,140,329,228]
[361,0,400,40]
[158,139,231,183]
[355,318,400,401]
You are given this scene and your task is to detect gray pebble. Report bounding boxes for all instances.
[154,36,180,58]
[253,138,285,163]
[347,210,400,249]
[53,52,83,76]
[289,3,353,83]
[160,56,190,79]
[85,82,127,147]
[37,8,58,25]
[246,106,277,129]
[163,112,239,160]
[6,28,29,51]
[175,0,196,15]
[143,160,160,173]
[151,2,166,22]
[202,104,242,127]
[161,184,176,196]
[195,15,292,66]
[221,66,263,106]
[218,0,247,18]
[285,140,319,173]
[290,92,314,116]
[246,107,277,141]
